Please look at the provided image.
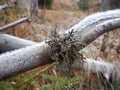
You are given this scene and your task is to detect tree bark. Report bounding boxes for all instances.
[100,0,112,11]
[0,17,31,31]
[0,34,117,81]
[0,34,35,53]
[0,9,120,52]
[17,0,38,22]
[0,9,120,81]
[100,0,120,11]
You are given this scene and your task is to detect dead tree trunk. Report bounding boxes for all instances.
[0,9,120,52]
[16,0,38,22]
[100,0,112,11]
[100,0,120,11]
[0,10,120,90]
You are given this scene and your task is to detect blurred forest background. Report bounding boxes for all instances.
[0,0,120,90]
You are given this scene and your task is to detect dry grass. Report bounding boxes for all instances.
[52,0,74,11]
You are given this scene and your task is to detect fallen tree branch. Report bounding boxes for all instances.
[73,58,119,90]
[0,34,117,80]
[73,58,116,80]
[0,4,11,10]
[0,10,120,81]
[76,18,120,46]
[0,41,51,80]
[0,34,119,83]
[0,35,119,89]
[0,9,120,52]
[0,17,31,31]
[67,9,120,32]
[0,34,35,53]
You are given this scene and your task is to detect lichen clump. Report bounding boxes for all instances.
[47,28,84,78]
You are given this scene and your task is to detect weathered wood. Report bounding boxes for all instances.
[0,9,120,52]
[0,35,119,89]
[0,17,31,31]
[0,41,52,80]
[0,34,117,81]
[0,10,120,80]
[100,0,112,11]
[17,0,38,21]
[73,58,115,80]
[0,34,35,53]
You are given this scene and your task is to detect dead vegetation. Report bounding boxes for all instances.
[47,27,85,78]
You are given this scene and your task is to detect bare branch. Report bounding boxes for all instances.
[0,41,52,80]
[73,58,120,89]
[0,34,35,53]
[73,58,115,80]
[75,18,120,47]
[67,9,120,32]
[0,4,11,10]
[0,17,31,31]
[0,34,117,81]
[0,10,120,80]
[1,10,120,52]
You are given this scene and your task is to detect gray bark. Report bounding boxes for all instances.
[100,0,112,11]
[17,0,38,21]
[0,9,120,81]
[0,17,31,31]
[1,9,120,52]
[0,34,117,82]
[73,58,115,80]
[0,34,35,53]
[0,41,51,80]
[100,0,120,11]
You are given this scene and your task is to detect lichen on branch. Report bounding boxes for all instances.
[47,26,85,78]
